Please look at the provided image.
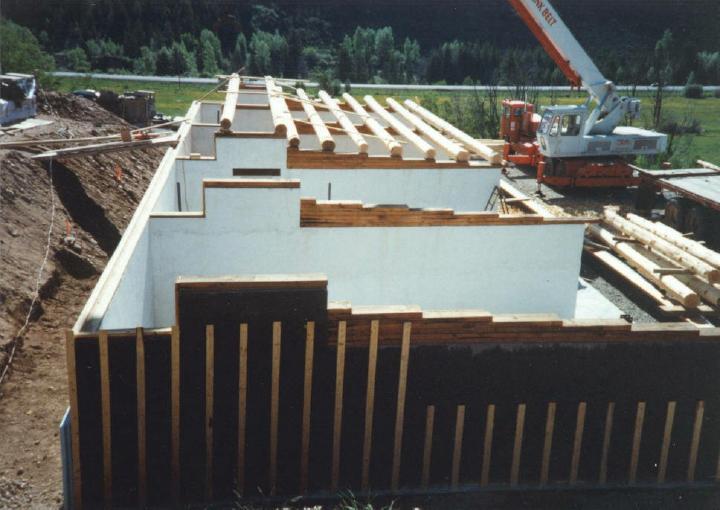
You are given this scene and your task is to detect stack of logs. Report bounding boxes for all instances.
[586,208,720,313]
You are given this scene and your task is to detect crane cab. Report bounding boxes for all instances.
[536,105,588,158]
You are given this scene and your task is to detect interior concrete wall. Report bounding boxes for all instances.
[131,185,584,328]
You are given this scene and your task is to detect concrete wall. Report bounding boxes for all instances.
[131,185,584,327]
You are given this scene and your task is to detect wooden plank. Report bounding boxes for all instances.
[269,321,281,496]
[540,402,556,485]
[98,331,112,507]
[391,322,412,490]
[361,320,380,491]
[205,325,215,500]
[599,402,615,484]
[170,326,180,503]
[421,406,435,489]
[300,322,315,493]
[32,135,178,160]
[569,402,587,484]
[65,330,83,510]
[135,328,147,508]
[510,403,526,486]
[237,324,248,495]
[687,400,705,482]
[331,321,347,491]
[657,401,676,484]
[628,402,646,484]
[451,405,466,487]
[480,404,496,487]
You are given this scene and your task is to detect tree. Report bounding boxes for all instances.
[0,19,55,74]
[648,29,675,128]
[64,47,91,72]
[197,30,221,76]
[230,33,248,73]
[155,46,174,75]
[133,46,156,75]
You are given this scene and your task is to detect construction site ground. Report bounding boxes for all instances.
[0,93,164,508]
[0,94,716,508]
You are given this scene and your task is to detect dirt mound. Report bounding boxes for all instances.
[0,91,165,506]
[37,90,123,126]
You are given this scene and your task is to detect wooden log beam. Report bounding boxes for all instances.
[697,159,720,172]
[265,76,300,147]
[32,136,178,160]
[403,98,501,164]
[386,98,469,162]
[342,93,402,157]
[625,213,720,269]
[296,88,335,152]
[318,90,368,154]
[587,224,700,307]
[605,209,720,283]
[363,95,435,160]
[219,73,240,132]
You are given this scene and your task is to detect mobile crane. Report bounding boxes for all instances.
[501,0,668,188]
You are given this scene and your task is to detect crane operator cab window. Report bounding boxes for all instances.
[549,116,561,136]
[561,114,582,136]
[539,111,554,134]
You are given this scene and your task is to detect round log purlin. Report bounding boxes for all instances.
[363,95,436,160]
[264,76,300,147]
[386,97,469,162]
[342,93,402,157]
[604,209,720,283]
[588,224,700,308]
[219,74,241,132]
[318,90,369,155]
[296,89,335,152]
[403,98,501,164]
[625,212,720,269]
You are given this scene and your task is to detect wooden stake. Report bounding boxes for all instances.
[237,324,248,495]
[540,402,556,485]
[510,403,526,486]
[569,402,587,484]
[628,402,646,484]
[300,322,315,493]
[599,402,615,484]
[269,322,281,496]
[135,328,147,508]
[205,325,215,500]
[480,404,495,487]
[451,405,466,487]
[391,322,412,490]
[361,320,379,491]
[65,330,83,510]
[98,331,112,507]
[331,321,347,491]
[170,326,180,503]
[421,406,435,489]
[687,400,705,482]
[657,401,676,484]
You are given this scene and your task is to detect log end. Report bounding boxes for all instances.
[288,135,301,148]
[683,293,701,309]
[707,270,720,284]
[389,144,403,158]
[219,118,233,131]
[425,148,437,160]
[274,124,287,137]
[456,149,470,162]
[358,142,369,155]
[321,139,336,152]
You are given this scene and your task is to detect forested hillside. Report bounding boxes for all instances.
[4,0,720,85]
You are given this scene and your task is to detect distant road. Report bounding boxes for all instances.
[50,71,719,93]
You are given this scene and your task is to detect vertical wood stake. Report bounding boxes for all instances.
[237,324,248,496]
[421,405,435,488]
[540,402,556,486]
[510,403,526,486]
[269,322,281,496]
[300,321,315,493]
[98,331,112,507]
[331,321,347,491]
[361,320,379,491]
[391,322,412,491]
[480,404,496,487]
[657,401,676,484]
[135,328,147,508]
[451,405,466,488]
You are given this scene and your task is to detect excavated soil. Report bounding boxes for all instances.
[0,92,163,508]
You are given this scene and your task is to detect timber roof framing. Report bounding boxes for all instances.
[210,75,503,167]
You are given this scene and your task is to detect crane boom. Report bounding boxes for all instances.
[507,0,611,105]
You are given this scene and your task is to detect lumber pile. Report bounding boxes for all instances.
[586,208,720,314]
[300,198,591,227]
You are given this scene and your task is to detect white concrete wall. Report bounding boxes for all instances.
[100,224,156,329]
[238,91,268,105]
[231,108,275,132]
[189,125,217,155]
[197,103,221,124]
[130,185,584,328]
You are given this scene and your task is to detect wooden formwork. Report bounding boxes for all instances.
[65,305,720,508]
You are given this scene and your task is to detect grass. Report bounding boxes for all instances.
[49,76,720,166]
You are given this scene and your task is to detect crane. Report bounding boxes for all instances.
[501,0,668,188]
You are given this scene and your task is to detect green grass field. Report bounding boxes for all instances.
[50,76,720,166]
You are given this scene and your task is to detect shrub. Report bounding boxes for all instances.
[684,84,704,99]
[714,88,720,98]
